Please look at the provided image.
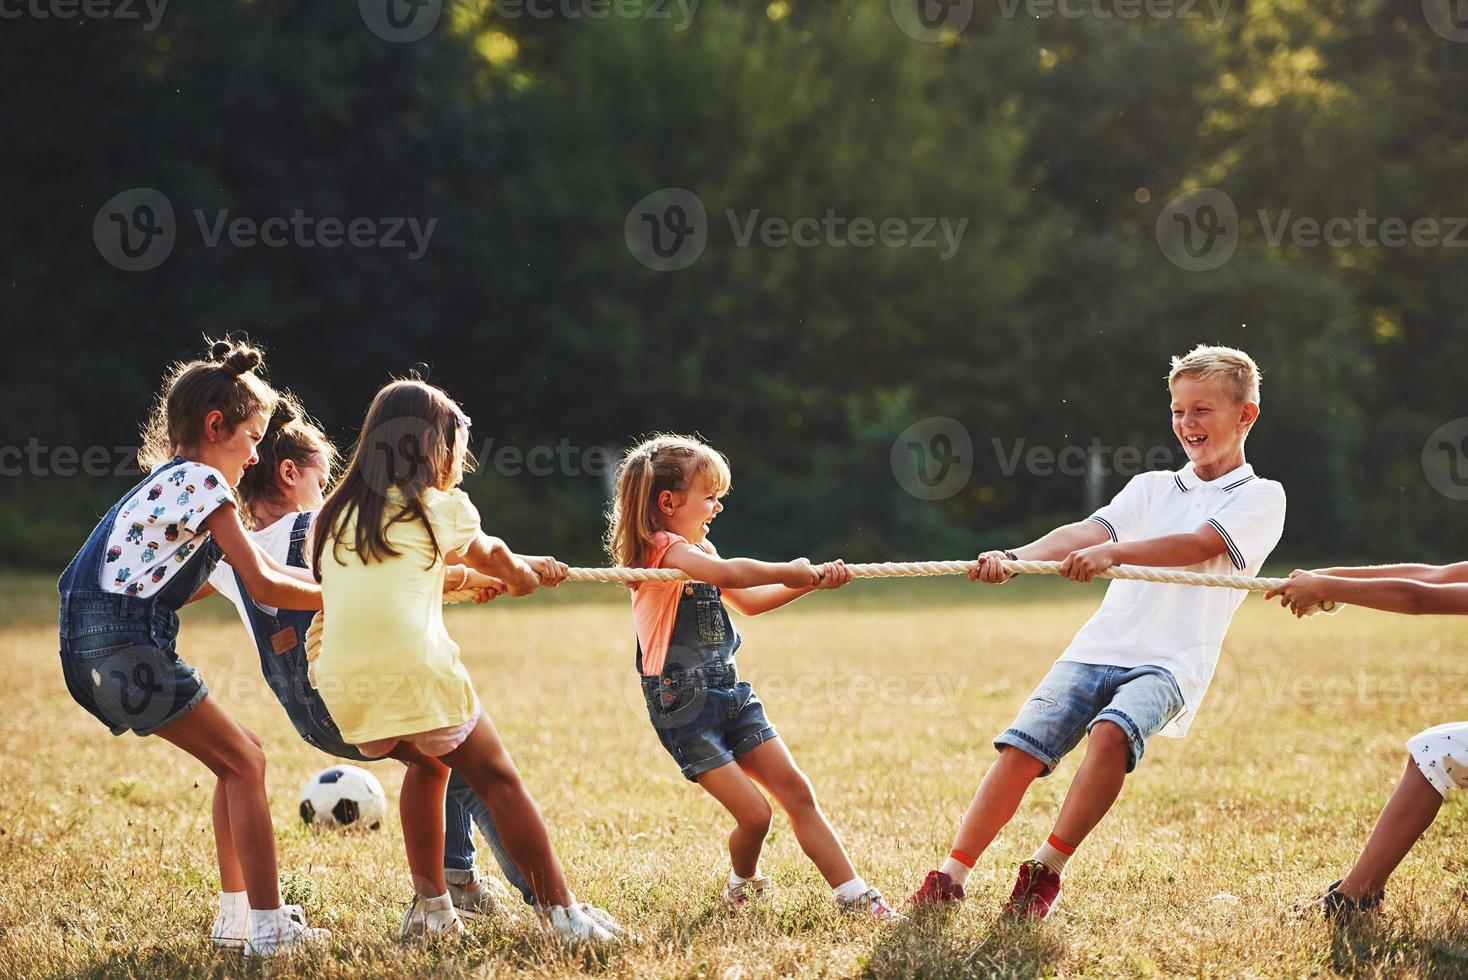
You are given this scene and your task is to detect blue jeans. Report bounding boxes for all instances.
[994,661,1184,776]
[445,775,534,905]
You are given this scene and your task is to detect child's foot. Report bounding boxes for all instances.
[836,887,904,922]
[722,873,772,910]
[446,868,510,917]
[399,892,466,942]
[1297,879,1384,923]
[209,910,247,951]
[1000,860,1061,921]
[542,901,625,945]
[243,905,330,957]
[908,869,965,906]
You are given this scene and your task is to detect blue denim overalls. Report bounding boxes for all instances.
[234,511,531,904]
[639,582,778,781]
[58,457,222,736]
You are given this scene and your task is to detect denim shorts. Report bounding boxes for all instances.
[994,661,1184,776]
[60,639,208,737]
[642,668,779,781]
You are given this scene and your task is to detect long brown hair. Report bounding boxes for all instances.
[312,379,474,577]
[138,338,277,472]
[604,434,731,575]
[235,392,337,526]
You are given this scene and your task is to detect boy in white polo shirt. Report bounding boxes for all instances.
[909,344,1286,920]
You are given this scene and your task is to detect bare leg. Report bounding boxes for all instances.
[213,780,246,894]
[387,743,452,898]
[440,711,572,908]
[736,739,855,887]
[1049,721,1130,848]
[1338,758,1444,900]
[694,762,773,879]
[951,747,1046,859]
[156,696,280,908]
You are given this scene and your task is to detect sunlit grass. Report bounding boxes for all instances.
[4,575,1468,977]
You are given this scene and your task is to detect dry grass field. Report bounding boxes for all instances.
[3,574,1468,978]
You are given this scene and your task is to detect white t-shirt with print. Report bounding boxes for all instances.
[207,511,313,626]
[1058,461,1287,738]
[100,460,235,597]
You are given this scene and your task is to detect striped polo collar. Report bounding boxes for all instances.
[1172,461,1257,494]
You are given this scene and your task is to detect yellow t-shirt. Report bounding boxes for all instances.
[315,486,482,743]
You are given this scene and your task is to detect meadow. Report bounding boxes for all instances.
[2,573,1467,978]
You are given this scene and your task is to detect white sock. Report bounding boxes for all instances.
[728,868,763,888]
[248,906,290,942]
[217,891,248,932]
[419,891,454,911]
[939,856,973,887]
[833,877,870,903]
[1030,840,1072,877]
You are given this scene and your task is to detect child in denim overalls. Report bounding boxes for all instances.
[192,394,534,919]
[607,434,899,920]
[56,340,329,957]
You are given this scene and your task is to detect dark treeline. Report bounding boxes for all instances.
[3,0,1466,568]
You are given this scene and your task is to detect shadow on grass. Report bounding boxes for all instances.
[860,908,1064,980]
[1326,917,1468,977]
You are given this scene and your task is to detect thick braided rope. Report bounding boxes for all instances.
[307,559,1327,675]
[443,560,1314,599]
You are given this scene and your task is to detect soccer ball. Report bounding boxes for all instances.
[298,765,386,830]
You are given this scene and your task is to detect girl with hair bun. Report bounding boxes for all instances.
[57,338,331,957]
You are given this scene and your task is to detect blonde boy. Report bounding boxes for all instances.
[910,345,1287,919]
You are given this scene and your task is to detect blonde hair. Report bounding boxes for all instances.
[605,434,732,572]
[1167,344,1261,404]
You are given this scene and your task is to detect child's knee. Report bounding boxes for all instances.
[220,738,267,782]
[998,745,1047,776]
[778,772,818,813]
[740,800,774,837]
[1087,720,1132,762]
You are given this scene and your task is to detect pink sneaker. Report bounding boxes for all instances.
[1001,860,1061,921]
[908,869,966,906]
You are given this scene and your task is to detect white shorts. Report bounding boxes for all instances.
[357,710,481,760]
[1407,721,1468,798]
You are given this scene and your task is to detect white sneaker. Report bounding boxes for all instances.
[399,892,465,942]
[446,868,514,917]
[722,873,771,910]
[243,905,330,957]
[209,910,247,951]
[836,887,903,922]
[540,900,624,945]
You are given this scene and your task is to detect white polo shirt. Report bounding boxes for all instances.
[1057,461,1286,737]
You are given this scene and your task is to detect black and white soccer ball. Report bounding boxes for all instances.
[298,765,386,830]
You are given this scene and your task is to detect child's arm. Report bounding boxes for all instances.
[661,541,822,593]
[445,532,547,596]
[1309,561,1468,584]
[1056,528,1231,583]
[970,520,1112,583]
[444,564,508,604]
[721,560,853,616]
[1266,571,1468,617]
[204,507,323,611]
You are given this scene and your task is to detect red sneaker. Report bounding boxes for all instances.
[908,869,966,906]
[1001,860,1061,921]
